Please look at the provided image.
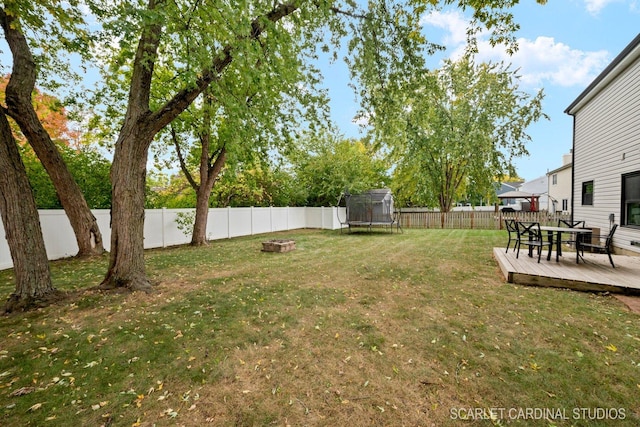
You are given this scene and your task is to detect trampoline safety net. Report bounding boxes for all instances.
[338,188,401,233]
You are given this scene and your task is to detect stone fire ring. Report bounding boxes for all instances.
[261,239,296,253]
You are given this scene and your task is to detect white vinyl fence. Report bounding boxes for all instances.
[0,207,345,271]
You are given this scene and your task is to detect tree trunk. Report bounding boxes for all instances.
[99,122,154,292]
[100,0,299,290]
[1,7,104,257]
[191,147,226,246]
[0,107,61,313]
[191,184,212,246]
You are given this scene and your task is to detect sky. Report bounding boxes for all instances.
[1,1,637,183]
[319,0,640,182]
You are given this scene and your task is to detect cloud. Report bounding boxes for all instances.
[583,0,618,15]
[420,10,611,88]
[420,10,472,46]
[475,37,610,88]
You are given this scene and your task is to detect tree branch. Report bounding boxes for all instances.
[148,1,300,134]
[170,125,199,191]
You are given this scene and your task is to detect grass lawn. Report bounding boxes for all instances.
[0,229,638,426]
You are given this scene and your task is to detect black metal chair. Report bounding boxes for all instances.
[557,219,586,247]
[578,224,618,268]
[515,221,553,263]
[504,219,519,253]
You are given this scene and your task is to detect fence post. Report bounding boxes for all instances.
[227,206,231,239]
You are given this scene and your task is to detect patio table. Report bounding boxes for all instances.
[539,226,592,263]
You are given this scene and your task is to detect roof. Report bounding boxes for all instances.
[565,33,640,115]
[497,191,538,199]
[547,162,572,176]
[496,181,523,195]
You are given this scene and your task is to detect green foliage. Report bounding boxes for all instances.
[146,160,303,208]
[389,55,547,211]
[2,0,98,105]
[292,135,389,206]
[175,211,196,237]
[21,145,112,209]
[210,160,304,207]
[145,172,196,209]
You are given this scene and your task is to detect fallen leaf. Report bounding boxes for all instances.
[10,386,35,396]
[28,402,43,412]
[605,344,617,352]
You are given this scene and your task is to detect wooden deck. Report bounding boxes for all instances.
[493,247,640,295]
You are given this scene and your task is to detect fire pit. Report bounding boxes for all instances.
[261,239,296,253]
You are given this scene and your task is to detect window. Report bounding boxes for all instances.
[552,174,558,185]
[622,171,640,228]
[582,181,594,206]
[562,199,568,211]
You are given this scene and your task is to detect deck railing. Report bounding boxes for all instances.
[396,210,571,230]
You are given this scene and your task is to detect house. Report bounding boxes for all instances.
[496,180,524,208]
[565,33,640,255]
[547,152,573,214]
[518,175,549,212]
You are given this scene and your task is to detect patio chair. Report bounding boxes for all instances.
[515,221,553,263]
[577,224,618,268]
[504,219,518,253]
[557,219,586,247]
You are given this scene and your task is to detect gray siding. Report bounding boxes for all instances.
[573,54,640,254]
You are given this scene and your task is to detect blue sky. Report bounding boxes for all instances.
[320,0,640,182]
[2,1,637,183]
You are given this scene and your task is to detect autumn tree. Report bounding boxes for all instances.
[0,5,105,257]
[0,76,112,209]
[385,56,546,212]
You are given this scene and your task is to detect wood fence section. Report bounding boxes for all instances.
[397,211,572,230]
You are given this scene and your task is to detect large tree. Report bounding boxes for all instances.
[0,107,60,313]
[162,31,327,245]
[389,56,546,212]
[94,1,313,291]
[0,5,105,256]
[169,91,227,245]
[89,0,536,292]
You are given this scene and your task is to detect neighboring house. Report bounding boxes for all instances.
[518,175,549,212]
[547,152,573,214]
[565,33,640,255]
[496,181,524,207]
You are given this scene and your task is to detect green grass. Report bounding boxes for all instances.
[0,229,638,426]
